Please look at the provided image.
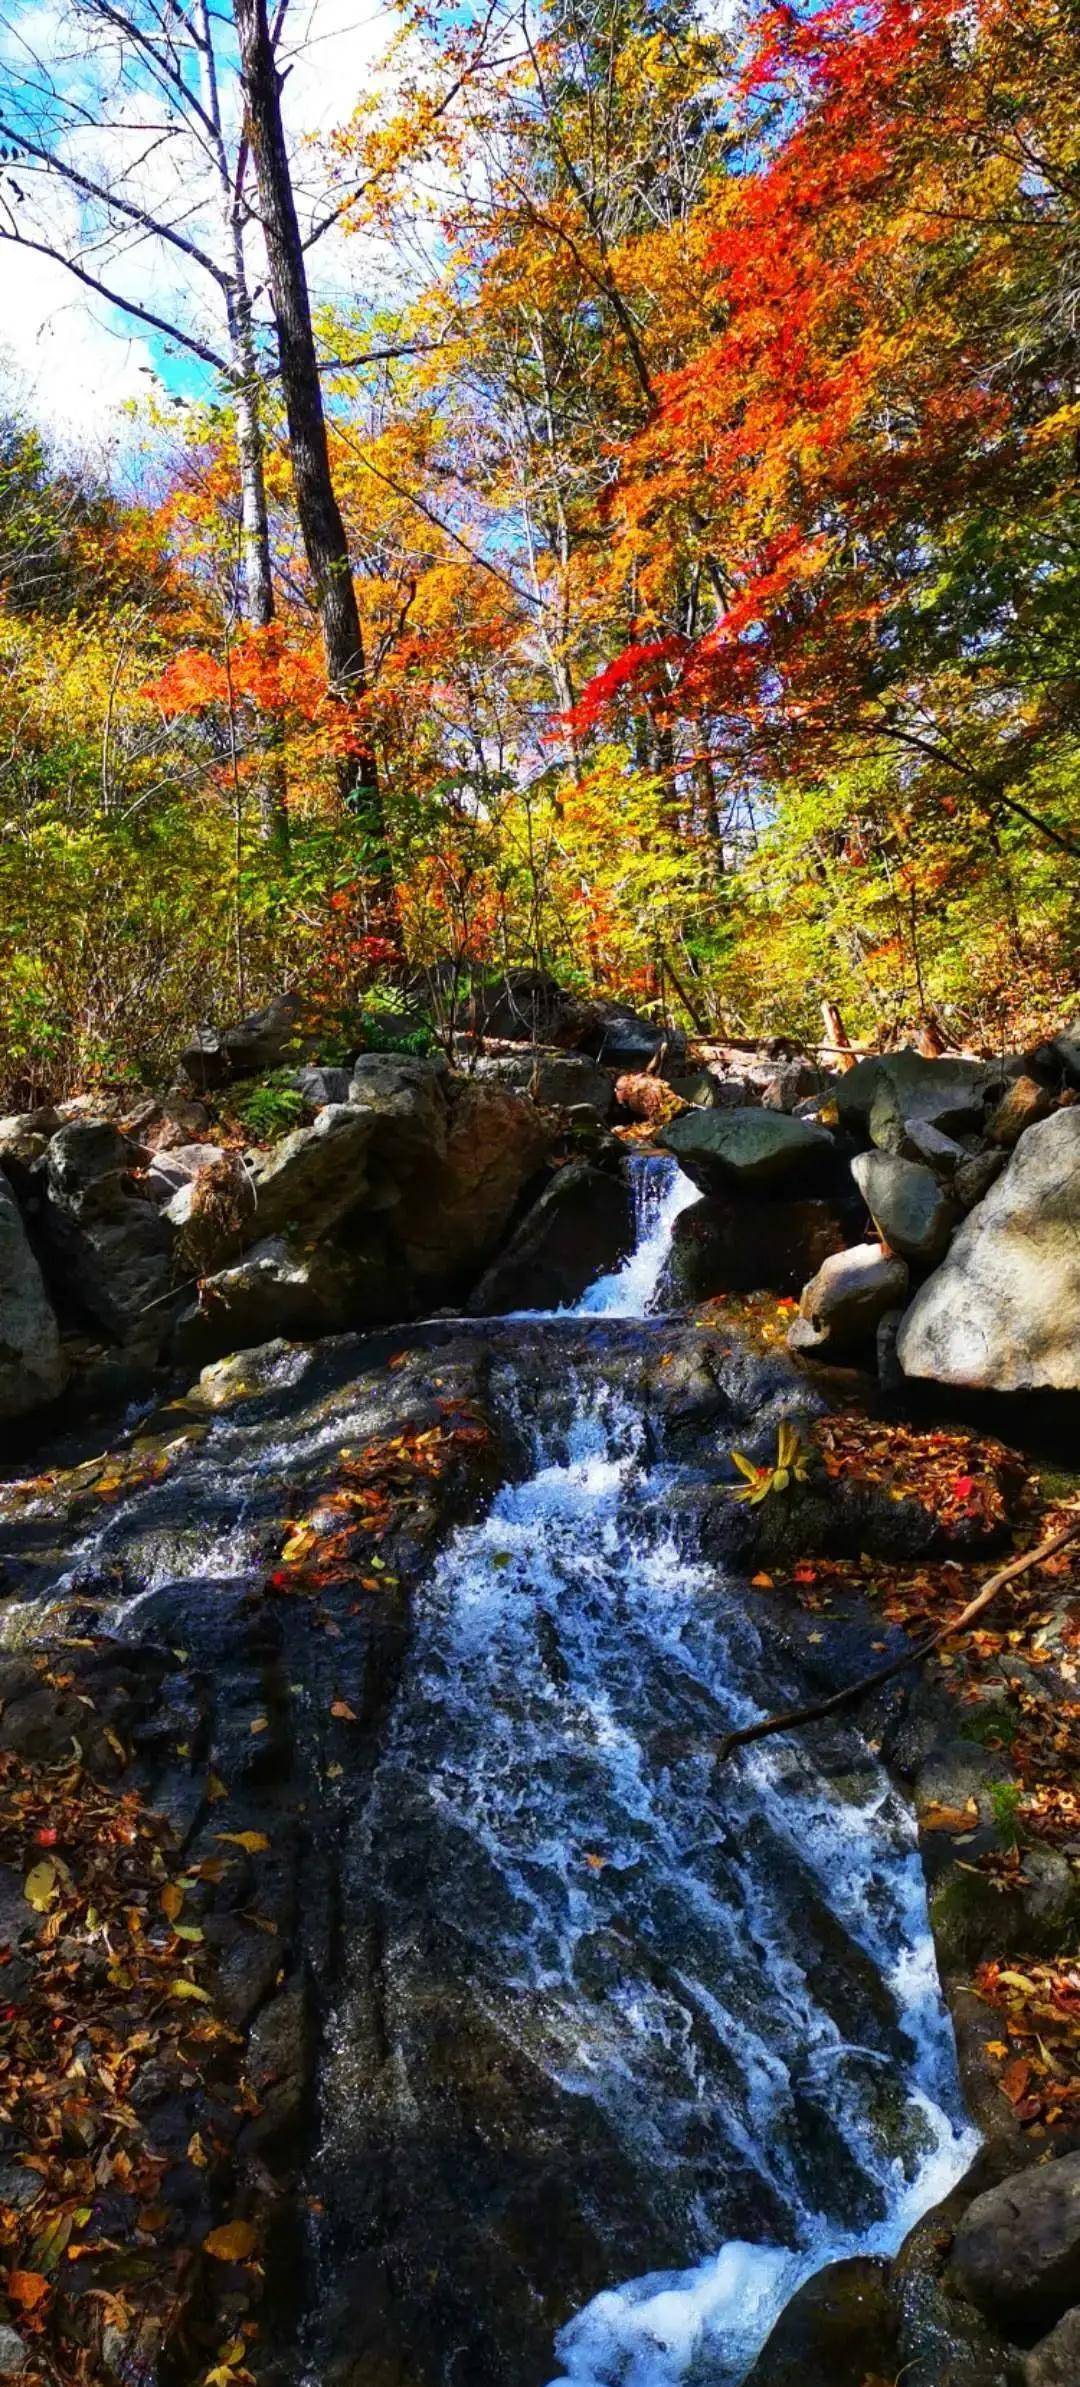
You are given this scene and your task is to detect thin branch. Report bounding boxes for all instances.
[716,1517,1080,1764]
[0,226,228,369]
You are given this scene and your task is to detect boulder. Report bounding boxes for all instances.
[901,1121,972,1177]
[897,1109,1080,1390]
[144,1141,224,1201]
[1024,2306,1080,2385]
[990,1076,1054,1149]
[181,988,315,1089]
[172,1233,401,1366]
[294,1065,353,1112]
[468,1160,634,1313]
[851,1150,955,1266]
[954,1148,1005,1212]
[41,1121,174,1341]
[556,993,687,1071]
[1022,1021,1080,1091]
[742,2257,896,2387]
[663,1191,852,1300]
[762,1060,836,1112]
[789,1243,909,1358]
[393,1080,551,1290]
[471,1050,615,1117]
[244,1104,377,1242]
[950,2151,1080,2338]
[349,1052,449,1167]
[0,1107,61,1179]
[0,1173,66,1420]
[469,968,566,1043]
[837,1049,1001,1140]
[661,1106,837,1193]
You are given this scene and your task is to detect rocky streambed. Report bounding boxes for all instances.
[0,1159,1078,2387]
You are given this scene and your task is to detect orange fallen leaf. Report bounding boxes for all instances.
[8,2270,49,2312]
[203,2218,258,2262]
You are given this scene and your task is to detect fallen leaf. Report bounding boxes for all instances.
[204,2219,258,2262]
[7,2270,49,2312]
[330,1699,357,1722]
[23,1860,58,1912]
[215,1831,269,1854]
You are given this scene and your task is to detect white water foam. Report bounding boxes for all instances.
[342,1343,975,2387]
[513,1152,698,1323]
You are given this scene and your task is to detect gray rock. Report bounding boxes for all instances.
[555,992,687,1072]
[144,1141,224,1199]
[898,1109,1080,1390]
[349,1052,449,1159]
[294,1064,353,1111]
[951,2151,1080,2337]
[762,1060,835,1112]
[661,1106,836,1193]
[181,988,315,1089]
[664,1192,852,1300]
[1024,1021,1080,1091]
[0,2325,28,2375]
[1024,2305,1080,2385]
[838,1049,1001,1139]
[0,1172,66,1420]
[903,1120,972,1176]
[40,1122,175,1344]
[471,1050,615,1117]
[0,1107,61,1175]
[171,1232,402,1365]
[246,1103,377,1241]
[791,1243,909,1357]
[852,1149,955,1265]
[468,1161,633,1313]
[954,1148,1005,1211]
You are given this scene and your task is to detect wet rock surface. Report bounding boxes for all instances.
[0,1305,988,2387]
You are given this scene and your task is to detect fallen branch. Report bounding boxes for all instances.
[716,1517,1080,1764]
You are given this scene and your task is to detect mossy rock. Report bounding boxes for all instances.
[739,2255,896,2386]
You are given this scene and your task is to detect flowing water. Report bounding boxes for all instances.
[0,1154,977,2385]
[311,1156,976,2385]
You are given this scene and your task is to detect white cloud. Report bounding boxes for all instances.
[0,238,159,458]
[0,0,396,453]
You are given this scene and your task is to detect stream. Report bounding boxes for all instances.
[0,1155,977,2387]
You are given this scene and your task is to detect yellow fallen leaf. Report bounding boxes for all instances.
[24,1861,58,1912]
[203,2219,258,2262]
[215,1831,270,1854]
[161,1882,184,1923]
[330,1699,357,1721]
[169,1976,211,2002]
[249,1716,269,1735]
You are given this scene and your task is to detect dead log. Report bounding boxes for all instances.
[716,1518,1080,1765]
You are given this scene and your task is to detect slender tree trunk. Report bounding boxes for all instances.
[199,0,289,854]
[228,283,290,853]
[232,0,387,856]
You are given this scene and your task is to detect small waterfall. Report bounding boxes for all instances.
[511,1153,697,1324]
[315,1350,974,2387]
[1,1135,976,2387]
[573,1154,697,1320]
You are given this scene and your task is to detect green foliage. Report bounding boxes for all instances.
[232,1071,306,1141]
[356,1001,436,1057]
[988,1779,1024,1847]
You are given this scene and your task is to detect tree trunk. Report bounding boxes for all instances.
[232,0,387,856]
[227,280,290,854]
